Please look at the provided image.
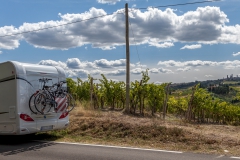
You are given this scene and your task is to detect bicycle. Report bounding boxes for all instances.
[29,78,57,114]
[52,80,75,113]
[29,78,75,114]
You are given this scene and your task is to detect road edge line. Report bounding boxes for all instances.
[230,157,240,159]
[33,140,183,154]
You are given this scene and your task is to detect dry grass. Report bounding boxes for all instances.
[36,103,240,156]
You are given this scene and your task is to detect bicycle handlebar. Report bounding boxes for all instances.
[52,80,67,88]
[61,80,67,83]
[39,78,52,83]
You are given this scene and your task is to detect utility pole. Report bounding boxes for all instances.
[163,83,171,120]
[90,77,93,108]
[125,3,130,113]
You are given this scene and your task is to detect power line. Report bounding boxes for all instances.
[129,18,142,70]
[126,0,221,75]
[133,0,221,10]
[0,0,221,38]
[0,12,124,38]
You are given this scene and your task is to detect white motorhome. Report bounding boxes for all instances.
[0,61,69,135]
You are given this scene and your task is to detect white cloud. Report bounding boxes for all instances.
[132,4,137,8]
[38,58,149,78]
[97,0,120,4]
[94,59,126,68]
[65,70,77,77]
[1,6,240,50]
[18,7,124,50]
[106,69,126,76]
[149,68,159,73]
[90,69,103,75]
[157,60,181,67]
[180,44,202,50]
[220,60,240,69]
[176,6,228,41]
[66,58,86,69]
[185,60,216,67]
[224,65,237,70]
[136,62,147,68]
[233,52,240,56]
[66,69,89,78]
[157,60,240,71]
[38,59,67,69]
[0,51,2,54]
[217,25,240,45]
[149,68,174,74]
[0,26,21,50]
[74,69,89,78]
[158,68,174,74]
[205,75,213,77]
[149,41,174,48]
[176,67,191,72]
[131,68,144,75]
[158,60,217,67]
[37,58,240,83]
[66,58,96,69]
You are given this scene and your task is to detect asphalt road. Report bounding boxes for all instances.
[0,135,239,160]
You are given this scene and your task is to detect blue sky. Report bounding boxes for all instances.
[0,0,240,83]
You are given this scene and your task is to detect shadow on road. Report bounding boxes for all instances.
[0,134,57,156]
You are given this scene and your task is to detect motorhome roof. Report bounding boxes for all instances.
[0,61,66,79]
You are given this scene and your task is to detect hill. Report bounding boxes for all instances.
[171,79,240,104]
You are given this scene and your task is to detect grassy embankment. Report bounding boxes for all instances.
[35,101,240,156]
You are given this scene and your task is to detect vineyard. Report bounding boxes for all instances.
[66,70,240,125]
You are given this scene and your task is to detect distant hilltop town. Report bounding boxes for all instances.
[223,74,240,81]
[171,74,240,90]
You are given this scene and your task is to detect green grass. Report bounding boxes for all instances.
[231,86,240,92]
[222,81,240,85]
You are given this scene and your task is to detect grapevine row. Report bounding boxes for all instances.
[66,70,240,125]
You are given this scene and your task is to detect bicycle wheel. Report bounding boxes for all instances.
[66,93,75,112]
[29,93,38,114]
[34,93,52,114]
[54,88,65,98]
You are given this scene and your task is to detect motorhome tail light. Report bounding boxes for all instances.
[20,114,34,121]
[59,111,69,119]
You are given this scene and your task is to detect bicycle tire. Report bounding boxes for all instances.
[45,92,58,113]
[34,92,52,114]
[66,93,75,112]
[29,93,38,114]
